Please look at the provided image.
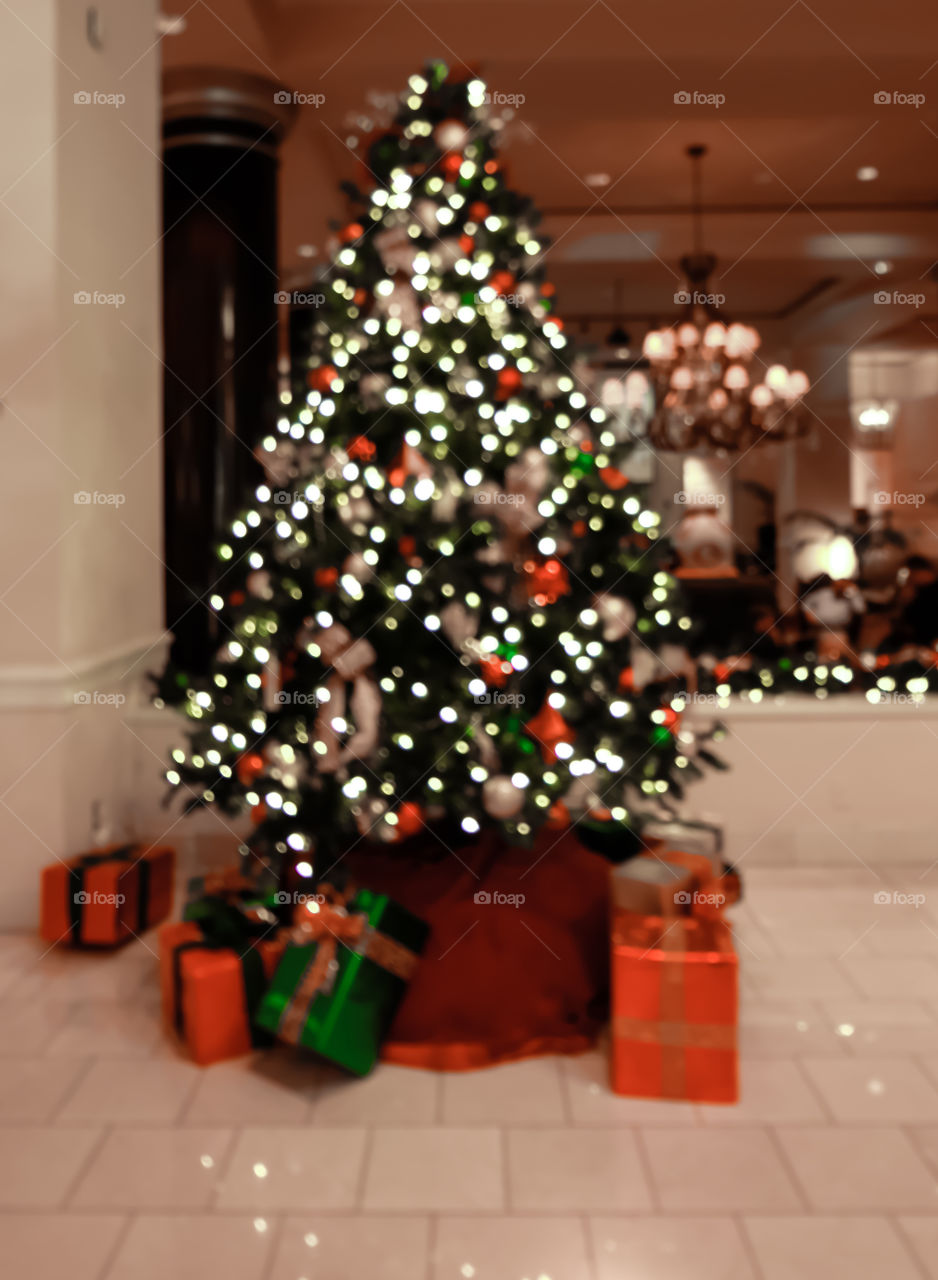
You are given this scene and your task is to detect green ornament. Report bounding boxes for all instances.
[460,292,476,306]
[175,672,188,687]
[519,739,535,754]
[779,657,792,670]
[651,726,672,746]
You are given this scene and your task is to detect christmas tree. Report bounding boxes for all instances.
[163,63,720,880]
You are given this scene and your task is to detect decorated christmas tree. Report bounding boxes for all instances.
[163,62,721,881]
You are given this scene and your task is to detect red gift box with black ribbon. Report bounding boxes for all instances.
[40,843,175,947]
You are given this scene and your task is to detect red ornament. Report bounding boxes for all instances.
[398,535,417,557]
[599,466,629,490]
[459,233,475,255]
[442,152,462,180]
[314,567,339,589]
[713,662,732,681]
[393,801,424,840]
[229,590,245,607]
[250,802,267,825]
[307,365,337,393]
[572,520,587,538]
[479,655,510,688]
[236,752,265,785]
[340,222,364,243]
[468,201,489,221]
[489,269,515,297]
[658,706,681,733]
[353,288,368,306]
[524,699,572,763]
[484,159,498,175]
[495,366,523,400]
[618,666,635,692]
[346,435,376,461]
[546,800,571,828]
[524,557,570,605]
[541,282,556,298]
[388,441,433,489]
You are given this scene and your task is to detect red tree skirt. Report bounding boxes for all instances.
[345,825,611,1071]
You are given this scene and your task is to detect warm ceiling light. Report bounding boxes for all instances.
[585,173,611,187]
[296,245,318,258]
[857,166,879,182]
[873,259,892,275]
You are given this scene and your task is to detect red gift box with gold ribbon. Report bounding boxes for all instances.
[610,910,738,1104]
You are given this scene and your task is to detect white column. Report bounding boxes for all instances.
[0,1,166,927]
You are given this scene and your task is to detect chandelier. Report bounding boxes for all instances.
[642,145,810,451]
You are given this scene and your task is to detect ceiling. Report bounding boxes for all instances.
[162,0,938,353]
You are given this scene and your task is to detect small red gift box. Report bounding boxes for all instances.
[159,920,285,1066]
[611,912,738,1104]
[40,843,175,947]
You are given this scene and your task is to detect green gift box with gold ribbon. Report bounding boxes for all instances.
[255,888,429,1076]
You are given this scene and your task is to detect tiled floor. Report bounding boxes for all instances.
[3,866,938,1278]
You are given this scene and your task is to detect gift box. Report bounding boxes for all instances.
[160,917,285,1066]
[256,888,429,1076]
[641,818,723,874]
[40,843,175,947]
[183,868,286,930]
[610,856,697,917]
[611,911,738,1104]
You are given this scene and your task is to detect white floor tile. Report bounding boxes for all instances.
[898,1216,938,1279]
[776,1127,938,1210]
[363,1128,503,1210]
[441,1055,565,1124]
[562,1049,698,1125]
[0,1127,102,1206]
[183,1054,315,1127]
[800,1057,938,1123]
[642,1129,802,1211]
[507,1128,653,1211]
[0,1056,87,1121]
[0,1212,124,1280]
[591,1215,755,1280]
[311,1060,437,1124]
[102,1214,272,1280]
[839,956,938,1000]
[58,1057,199,1124]
[744,1215,922,1279]
[435,1216,592,1280]
[217,1127,367,1210]
[71,1127,233,1209]
[271,1216,430,1280]
[699,1060,827,1125]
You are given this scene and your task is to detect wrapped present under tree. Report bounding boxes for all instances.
[610,910,738,1104]
[40,843,175,947]
[256,884,428,1076]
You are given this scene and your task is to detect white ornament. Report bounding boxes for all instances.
[430,238,462,271]
[593,592,636,642]
[434,119,469,151]
[482,775,525,819]
[338,495,374,527]
[440,601,478,648]
[312,624,380,773]
[342,552,373,583]
[373,279,421,330]
[246,569,273,601]
[413,198,438,232]
[374,224,415,275]
[358,373,390,408]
